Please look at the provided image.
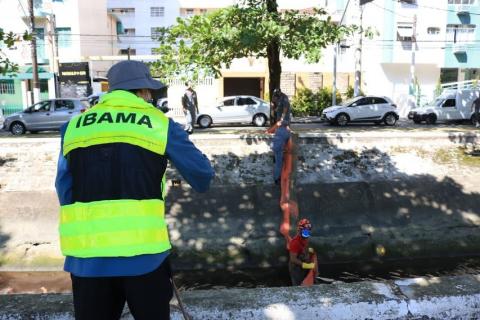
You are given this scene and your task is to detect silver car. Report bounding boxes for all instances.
[3,99,89,135]
[197,96,270,128]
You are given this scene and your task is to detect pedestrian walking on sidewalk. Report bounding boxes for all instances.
[270,88,292,185]
[55,60,214,320]
[288,219,319,286]
[473,96,480,128]
[182,81,199,134]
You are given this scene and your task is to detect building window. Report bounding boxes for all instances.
[123,28,135,36]
[200,9,207,14]
[427,27,440,35]
[151,27,162,39]
[0,80,15,94]
[40,79,48,93]
[56,27,71,48]
[151,7,165,17]
[186,8,194,16]
[119,48,136,55]
[448,0,475,4]
[397,22,413,41]
[400,0,416,4]
[109,8,135,16]
[446,24,476,43]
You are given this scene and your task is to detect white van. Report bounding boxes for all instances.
[408,89,479,124]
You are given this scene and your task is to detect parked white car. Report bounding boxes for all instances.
[321,96,399,126]
[408,89,479,125]
[197,96,270,128]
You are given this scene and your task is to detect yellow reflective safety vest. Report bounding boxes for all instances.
[59,90,171,258]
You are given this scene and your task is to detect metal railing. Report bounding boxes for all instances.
[441,80,478,91]
[1,105,23,116]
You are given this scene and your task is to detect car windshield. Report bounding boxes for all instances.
[430,96,451,107]
[340,97,360,107]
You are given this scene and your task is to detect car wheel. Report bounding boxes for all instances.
[426,114,437,125]
[253,114,267,127]
[10,122,26,135]
[383,113,397,126]
[335,113,349,126]
[198,115,212,128]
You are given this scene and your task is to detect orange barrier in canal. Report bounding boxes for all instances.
[267,124,317,287]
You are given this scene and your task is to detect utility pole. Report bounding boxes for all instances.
[47,14,59,97]
[409,14,417,105]
[354,3,364,97]
[28,0,40,104]
[332,0,352,106]
[333,0,373,105]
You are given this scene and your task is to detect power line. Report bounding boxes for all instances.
[371,2,411,18]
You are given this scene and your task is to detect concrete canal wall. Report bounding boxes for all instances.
[0,131,479,271]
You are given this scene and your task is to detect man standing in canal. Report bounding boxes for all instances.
[288,219,318,286]
[55,60,214,320]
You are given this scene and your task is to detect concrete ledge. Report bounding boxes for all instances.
[0,275,479,319]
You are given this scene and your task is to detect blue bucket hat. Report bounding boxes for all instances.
[107,60,165,91]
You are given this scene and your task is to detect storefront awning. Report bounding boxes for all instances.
[0,66,54,80]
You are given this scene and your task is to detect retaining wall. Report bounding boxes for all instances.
[0,131,479,271]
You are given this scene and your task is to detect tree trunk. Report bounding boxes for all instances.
[266,0,281,125]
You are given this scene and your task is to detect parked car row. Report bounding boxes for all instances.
[2,90,478,135]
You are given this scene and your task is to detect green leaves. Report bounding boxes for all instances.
[151,1,355,82]
[0,30,31,75]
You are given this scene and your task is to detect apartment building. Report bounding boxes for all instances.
[108,0,180,56]
[355,0,480,114]
[0,0,117,113]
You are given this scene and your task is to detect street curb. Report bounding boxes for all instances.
[0,275,479,319]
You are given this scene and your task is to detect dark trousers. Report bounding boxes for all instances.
[71,260,173,320]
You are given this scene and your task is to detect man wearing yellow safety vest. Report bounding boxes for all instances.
[55,60,215,320]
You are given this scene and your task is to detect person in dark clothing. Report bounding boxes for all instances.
[270,88,292,184]
[55,61,215,320]
[473,96,480,128]
[182,81,199,134]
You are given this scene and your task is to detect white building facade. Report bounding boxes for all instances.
[0,0,117,112]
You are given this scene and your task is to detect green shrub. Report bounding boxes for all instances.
[345,85,364,99]
[291,88,315,116]
[291,87,342,116]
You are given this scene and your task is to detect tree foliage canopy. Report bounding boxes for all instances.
[152,0,356,80]
[0,30,31,75]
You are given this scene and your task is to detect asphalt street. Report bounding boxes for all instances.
[0,118,477,138]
